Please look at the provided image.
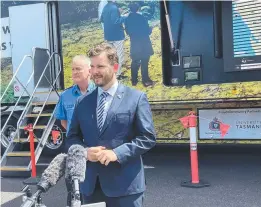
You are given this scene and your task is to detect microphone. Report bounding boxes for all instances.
[37,153,67,192]
[20,153,67,207]
[65,145,86,207]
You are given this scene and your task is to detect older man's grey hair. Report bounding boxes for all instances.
[72,55,91,67]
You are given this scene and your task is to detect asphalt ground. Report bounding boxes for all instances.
[1,145,261,207]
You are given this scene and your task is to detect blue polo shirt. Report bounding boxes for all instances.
[55,82,96,135]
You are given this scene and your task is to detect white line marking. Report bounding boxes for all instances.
[144,165,155,169]
[1,192,23,205]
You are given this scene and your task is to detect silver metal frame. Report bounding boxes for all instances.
[17,48,61,140]
[81,203,106,207]
[0,56,34,141]
[0,47,62,168]
[163,0,181,67]
[0,55,32,102]
[1,2,62,170]
[163,0,174,49]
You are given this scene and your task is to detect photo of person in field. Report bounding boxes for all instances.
[100,0,127,79]
[125,2,155,87]
[60,0,162,96]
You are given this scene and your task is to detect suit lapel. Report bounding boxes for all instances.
[89,88,99,135]
[99,84,125,137]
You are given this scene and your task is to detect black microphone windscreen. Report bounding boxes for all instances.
[37,153,67,192]
[65,144,86,182]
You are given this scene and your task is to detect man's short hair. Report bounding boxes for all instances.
[87,42,119,65]
[72,55,91,66]
[129,2,140,13]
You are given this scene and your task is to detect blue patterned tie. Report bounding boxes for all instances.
[97,92,109,131]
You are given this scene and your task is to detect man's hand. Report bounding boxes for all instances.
[86,146,106,162]
[97,150,118,166]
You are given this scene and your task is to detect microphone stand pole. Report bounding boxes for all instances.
[70,179,81,207]
[20,189,46,207]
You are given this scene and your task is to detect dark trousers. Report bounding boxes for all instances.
[131,57,150,83]
[80,179,144,207]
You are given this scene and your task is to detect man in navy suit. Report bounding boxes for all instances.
[66,42,156,207]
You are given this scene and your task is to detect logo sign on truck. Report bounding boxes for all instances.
[199,108,261,139]
[1,17,11,58]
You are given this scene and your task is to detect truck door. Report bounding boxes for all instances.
[9,2,59,97]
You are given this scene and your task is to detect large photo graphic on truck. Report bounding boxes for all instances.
[58,0,261,103]
[1,1,261,144]
[59,0,162,99]
[58,1,191,140]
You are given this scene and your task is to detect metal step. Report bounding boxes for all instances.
[36,163,49,167]
[13,138,38,143]
[26,113,52,117]
[0,166,31,177]
[34,90,63,94]
[19,125,46,130]
[7,152,31,157]
[31,101,57,106]
[0,166,29,171]
[1,163,50,178]
[33,90,61,103]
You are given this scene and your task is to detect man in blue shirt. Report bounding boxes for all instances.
[55,55,96,135]
[54,55,96,207]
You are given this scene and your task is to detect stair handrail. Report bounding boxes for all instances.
[17,50,61,140]
[0,55,32,102]
[32,54,62,131]
[0,68,35,139]
[29,55,62,167]
[0,68,35,166]
[29,110,57,168]
[31,47,61,98]
[1,49,62,168]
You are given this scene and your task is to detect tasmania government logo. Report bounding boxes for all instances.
[209,117,221,131]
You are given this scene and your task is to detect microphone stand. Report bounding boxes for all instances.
[70,178,81,207]
[20,189,46,207]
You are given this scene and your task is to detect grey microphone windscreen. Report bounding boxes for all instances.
[37,153,67,192]
[65,144,86,182]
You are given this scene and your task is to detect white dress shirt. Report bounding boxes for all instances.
[97,81,119,127]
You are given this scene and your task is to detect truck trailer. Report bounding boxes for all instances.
[1,0,261,176]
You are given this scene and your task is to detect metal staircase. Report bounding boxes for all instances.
[0,47,62,177]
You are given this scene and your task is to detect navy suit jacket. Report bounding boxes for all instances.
[66,83,156,197]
